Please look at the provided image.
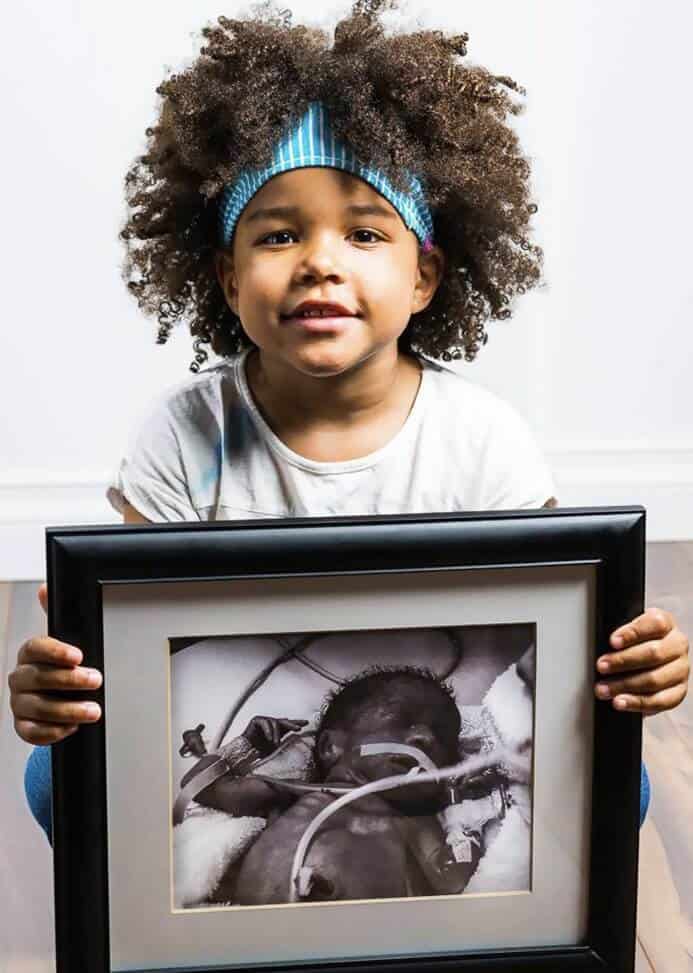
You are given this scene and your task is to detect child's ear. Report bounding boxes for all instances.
[316,729,346,770]
[411,245,446,316]
[215,250,239,316]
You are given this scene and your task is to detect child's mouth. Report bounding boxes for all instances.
[280,313,358,333]
[281,301,360,330]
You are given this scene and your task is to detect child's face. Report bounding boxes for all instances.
[216,168,443,378]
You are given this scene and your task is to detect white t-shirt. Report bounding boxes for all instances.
[107,349,555,522]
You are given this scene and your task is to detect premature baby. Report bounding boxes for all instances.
[180,667,483,905]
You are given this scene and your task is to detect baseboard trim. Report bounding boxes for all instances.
[1,457,691,579]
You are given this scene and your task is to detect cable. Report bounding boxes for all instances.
[209,635,316,752]
[288,747,529,903]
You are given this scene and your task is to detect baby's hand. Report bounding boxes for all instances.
[595,607,690,715]
[242,716,309,756]
[8,583,103,745]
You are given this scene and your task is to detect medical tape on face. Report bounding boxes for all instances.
[358,742,438,773]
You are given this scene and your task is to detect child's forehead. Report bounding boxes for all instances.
[241,167,401,223]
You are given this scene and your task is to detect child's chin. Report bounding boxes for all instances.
[291,353,361,378]
[287,340,373,377]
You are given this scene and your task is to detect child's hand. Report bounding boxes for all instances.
[8,583,103,745]
[595,607,690,714]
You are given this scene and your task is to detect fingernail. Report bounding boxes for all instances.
[595,683,611,699]
[82,703,101,719]
[84,669,102,688]
[613,696,628,710]
[597,659,610,673]
[611,635,624,648]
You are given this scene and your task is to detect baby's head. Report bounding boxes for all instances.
[121,0,542,372]
[315,666,461,800]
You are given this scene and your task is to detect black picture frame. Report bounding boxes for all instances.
[47,506,645,973]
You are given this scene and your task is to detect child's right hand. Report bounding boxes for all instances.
[8,583,103,745]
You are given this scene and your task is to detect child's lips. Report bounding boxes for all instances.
[281,313,359,333]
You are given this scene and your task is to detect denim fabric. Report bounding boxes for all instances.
[25,744,53,842]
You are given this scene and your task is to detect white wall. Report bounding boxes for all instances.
[1,0,691,578]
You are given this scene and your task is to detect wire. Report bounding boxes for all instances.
[209,635,317,752]
[288,747,529,903]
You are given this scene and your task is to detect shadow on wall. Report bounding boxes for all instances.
[1,547,692,971]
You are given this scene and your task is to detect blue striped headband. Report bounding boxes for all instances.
[218,101,435,251]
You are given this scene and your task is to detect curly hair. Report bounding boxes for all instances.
[315,664,458,739]
[121,0,543,372]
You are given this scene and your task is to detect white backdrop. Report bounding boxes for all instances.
[1,0,692,578]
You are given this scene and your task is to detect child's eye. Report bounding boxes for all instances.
[351,229,381,244]
[259,228,383,246]
[260,230,296,246]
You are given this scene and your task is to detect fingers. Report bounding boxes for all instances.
[608,607,674,652]
[257,717,280,747]
[38,583,48,615]
[10,633,102,746]
[595,656,688,702]
[277,718,309,733]
[597,633,684,676]
[13,719,79,746]
[17,636,83,668]
[11,692,101,726]
[595,607,690,716]
[9,662,102,695]
[601,683,688,716]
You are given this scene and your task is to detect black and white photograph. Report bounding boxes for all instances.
[170,624,536,909]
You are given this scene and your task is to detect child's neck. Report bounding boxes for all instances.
[245,347,422,463]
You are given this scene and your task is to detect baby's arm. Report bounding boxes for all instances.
[185,758,281,818]
[179,715,305,817]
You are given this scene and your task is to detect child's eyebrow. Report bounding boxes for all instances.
[245,203,398,224]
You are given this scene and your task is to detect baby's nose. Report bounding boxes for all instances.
[405,724,435,750]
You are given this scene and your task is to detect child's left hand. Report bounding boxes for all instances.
[595,608,690,714]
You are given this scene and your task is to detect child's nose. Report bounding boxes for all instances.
[295,235,345,283]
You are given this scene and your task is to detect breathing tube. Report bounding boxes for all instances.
[288,746,528,903]
[174,632,466,824]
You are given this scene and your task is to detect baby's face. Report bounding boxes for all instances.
[340,677,460,783]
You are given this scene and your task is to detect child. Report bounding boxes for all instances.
[178,666,491,905]
[9,0,688,837]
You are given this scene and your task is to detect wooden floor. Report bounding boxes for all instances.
[636,542,693,972]
[1,543,691,971]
